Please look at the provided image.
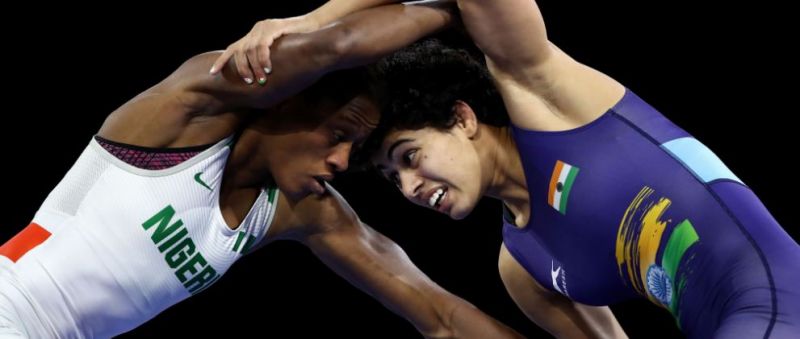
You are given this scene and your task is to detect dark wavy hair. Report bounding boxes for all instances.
[352,39,508,169]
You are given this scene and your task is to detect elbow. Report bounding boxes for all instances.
[419,315,455,339]
[329,25,358,62]
[419,295,464,339]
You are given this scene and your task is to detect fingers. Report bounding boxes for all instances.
[233,44,255,85]
[209,49,232,75]
[259,38,273,77]
[245,40,268,86]
[211,18,289,85]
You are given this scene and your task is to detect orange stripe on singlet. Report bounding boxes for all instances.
[548,160,564,206]
[0,223,51,262]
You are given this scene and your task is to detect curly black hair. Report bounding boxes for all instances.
[352,39,508,169]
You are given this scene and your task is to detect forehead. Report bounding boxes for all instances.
[329,95,379,128]
[380,127,438,146]
[373,128,435,167]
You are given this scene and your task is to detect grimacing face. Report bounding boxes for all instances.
[373,112,485,220]
[267,95,379,200]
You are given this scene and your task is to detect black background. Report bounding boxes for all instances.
[2,1,796,338]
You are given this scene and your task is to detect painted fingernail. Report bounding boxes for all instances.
[264,67,272,74]
[258,77,267,85]
[244,78,253,84]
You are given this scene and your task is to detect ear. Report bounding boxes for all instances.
[452,100,479,138]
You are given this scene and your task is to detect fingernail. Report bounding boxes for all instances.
[264,67,272,74]
[244,78,253,84]
[258,77,267,86]
[208,66,216,74]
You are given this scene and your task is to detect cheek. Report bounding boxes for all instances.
[449,152,482,193]
[441,140,476,172]
[285,135,327,160]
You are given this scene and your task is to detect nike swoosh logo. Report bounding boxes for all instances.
[194,172,213,191]
[551,261,564,295]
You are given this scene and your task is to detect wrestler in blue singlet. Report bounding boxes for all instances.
[502,89,800,338]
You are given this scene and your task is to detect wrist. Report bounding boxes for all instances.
[301,12,324,31]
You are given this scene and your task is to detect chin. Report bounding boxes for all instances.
[286,190,311,201]
[275,178,307,201]
[448,206,472,220]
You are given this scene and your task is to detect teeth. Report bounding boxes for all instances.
[428,188,445,207]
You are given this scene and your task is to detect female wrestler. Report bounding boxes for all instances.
[364,4,800,338]
[0,2,521,338]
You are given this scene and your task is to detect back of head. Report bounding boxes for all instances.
[353,39,508,168]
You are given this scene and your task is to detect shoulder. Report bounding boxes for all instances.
[494,43,625,131]
[97,51,244,147]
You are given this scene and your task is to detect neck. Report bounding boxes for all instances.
[480,126,529,216]
[223,128,275,190]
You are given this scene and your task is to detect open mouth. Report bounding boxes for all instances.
[428,187,447,208]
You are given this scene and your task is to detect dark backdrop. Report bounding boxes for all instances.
[2,1,795,338]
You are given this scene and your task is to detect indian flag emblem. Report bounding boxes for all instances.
[548,160,580,215]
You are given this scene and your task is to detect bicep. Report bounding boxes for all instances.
[498,243,562,326]
[180,28,347,112]
[498,243,625,338]
[458,0,551,72]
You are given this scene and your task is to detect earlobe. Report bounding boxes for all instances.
[453,100,479,138]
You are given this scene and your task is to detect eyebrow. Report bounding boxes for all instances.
[387,138,413,162]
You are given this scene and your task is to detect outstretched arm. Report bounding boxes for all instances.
[453,0,624,131]
[289,187,524,338]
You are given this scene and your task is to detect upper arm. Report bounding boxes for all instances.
[499,243,565,329]
[98,29,347,145]
[457,0,551,73]
[498,243,627,339]
[179,28,350,113]
[457,0,626,132]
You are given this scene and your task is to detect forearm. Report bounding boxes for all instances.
[430,294,525,339]
[305,222,521,338]
[305,0,402,29]
[327,1,456,70]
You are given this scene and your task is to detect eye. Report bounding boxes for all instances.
[331,130,345,144]
[402,149,417,166]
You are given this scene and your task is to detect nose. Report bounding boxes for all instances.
[398,170,423,201]
[326,143,351,172]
